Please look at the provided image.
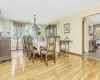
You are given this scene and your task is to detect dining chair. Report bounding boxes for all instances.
[40,35,56,66]
[27,35,36,63]
[22,35,27,54]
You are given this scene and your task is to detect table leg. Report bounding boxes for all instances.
[65,42,67,54]
[65,42,69,57]
[68,42,69,56]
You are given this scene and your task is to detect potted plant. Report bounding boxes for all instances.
[38,31,41,35]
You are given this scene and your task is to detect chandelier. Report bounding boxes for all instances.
[32,15,38,31]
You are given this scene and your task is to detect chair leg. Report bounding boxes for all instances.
[23,48,25,53]
[40,53,43,62]
[25,47,27,53]
[26,49,28,57]
[32,52,35,63]
[54,54,56,64]
[45,55,48,66]
[28,51,31,61]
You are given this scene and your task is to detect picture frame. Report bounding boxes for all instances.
[64,23,70,33]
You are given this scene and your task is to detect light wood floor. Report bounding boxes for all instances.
[85,47,100,60]
[0,51,100,80]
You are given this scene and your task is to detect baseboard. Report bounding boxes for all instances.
[69,52,82,57]
[11,49,23,51]
[60,51,82,57]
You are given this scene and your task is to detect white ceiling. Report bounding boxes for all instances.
[0,0,100,24]
[88,14,100,24]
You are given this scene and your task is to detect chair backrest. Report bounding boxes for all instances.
[27,35,33,45]
[27,35,34,51]
[46,35,56,52]
[22,35,27,47]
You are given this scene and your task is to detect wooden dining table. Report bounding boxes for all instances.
[33,40,60,55]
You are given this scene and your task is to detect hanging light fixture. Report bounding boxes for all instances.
[33,15,38,31]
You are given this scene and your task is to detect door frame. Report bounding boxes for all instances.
[82,18,85,55]
[82,12,100,56]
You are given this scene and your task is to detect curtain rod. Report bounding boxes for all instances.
[3,17,48,26]
[9,19,32,24]
[3,17,32,24]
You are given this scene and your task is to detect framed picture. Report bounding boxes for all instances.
[64,23,70,33]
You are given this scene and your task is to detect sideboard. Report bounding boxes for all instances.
[0,37,11,62]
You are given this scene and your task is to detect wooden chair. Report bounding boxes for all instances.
[22,35,27,54]
[27,35,36,63]
[40,35,56,66]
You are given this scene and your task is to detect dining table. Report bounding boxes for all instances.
[32,40,60,55]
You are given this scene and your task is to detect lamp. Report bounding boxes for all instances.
[65,36,68,40]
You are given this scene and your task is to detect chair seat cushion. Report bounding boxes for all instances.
[41,50,54,55]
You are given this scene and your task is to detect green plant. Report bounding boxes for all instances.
[38,31,41,35]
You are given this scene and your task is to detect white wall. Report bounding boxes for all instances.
[94,25,100,39]
[3,19,12,36]
[84,18,94,52]
[49,4,100,55]
[39,25,45,37]
[96,30,100,39]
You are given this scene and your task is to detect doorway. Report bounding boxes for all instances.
[82,13,100,60]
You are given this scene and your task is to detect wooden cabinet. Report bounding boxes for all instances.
[0,37,11,62]
[46,24,57,37]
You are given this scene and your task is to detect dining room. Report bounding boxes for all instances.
[0,14,73,78]
[1,0,100,80]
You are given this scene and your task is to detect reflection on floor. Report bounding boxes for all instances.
[85,47,100,60]
[1,51,100,80]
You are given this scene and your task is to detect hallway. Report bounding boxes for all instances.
[85,47,100,60]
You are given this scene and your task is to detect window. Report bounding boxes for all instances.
[11,22,37,39]
[22,25,33,37]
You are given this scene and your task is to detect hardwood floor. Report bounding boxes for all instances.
[84,47,100,60]
[0,51,100,80]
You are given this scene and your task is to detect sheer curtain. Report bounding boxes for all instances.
[22,24,32,36]
[11,21,25,50]
[11,21,37,50]
[12,21,25,39]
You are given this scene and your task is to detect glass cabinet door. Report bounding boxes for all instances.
[46,24,57,36]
